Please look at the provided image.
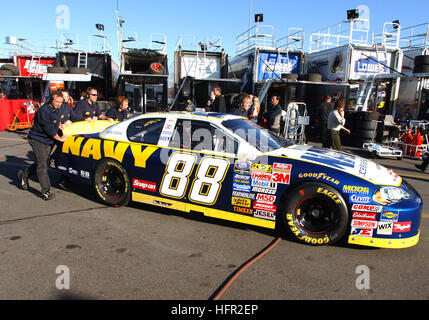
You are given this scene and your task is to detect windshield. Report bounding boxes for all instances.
[222,119,291,153]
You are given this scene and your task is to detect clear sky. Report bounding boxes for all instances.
[1,0,428,68]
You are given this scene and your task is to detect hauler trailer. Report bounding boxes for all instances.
[114,33,169,113]
[0,53,56,131]
[306,20,406,147]
[228,25,308,103]
[171,35,241,110]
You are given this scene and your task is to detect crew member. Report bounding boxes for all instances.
[106,97,129,122]
[72,87,108,121]
[17,90,69,200]
[211,87,226,114]
[264,94,283,135]
[229,93,252,118]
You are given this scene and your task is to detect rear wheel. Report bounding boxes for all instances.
[93,159,131,207]
[279,182,349,246]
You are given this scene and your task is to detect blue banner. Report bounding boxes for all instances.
[257,52,300,81]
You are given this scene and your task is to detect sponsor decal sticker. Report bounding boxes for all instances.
[351,204,383,213]
[256,194,276,203]
[252,186,277,195]
[251,163,272,173]
[133,179,157,192]
[377,221,394,235]
[253,202,276,213]
[273,163,292,172]
[271,171,290,184]
[231,197,251,208]
[234,160,251,174]
[254,210,276,221]
[251,180,277,189]
[351,220,378,229]
[350,194,371,203]
[380,210,399,222]
[232,191,255,200]
[233,206,253,215]
[233,182,251,193]
[233,174,251,184]
[343,185,370,194]
[351,228,373,237]
[352,212,377,220]
[251,171,272,181]
[393,221,412,233]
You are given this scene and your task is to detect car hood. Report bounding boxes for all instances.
[267,144,402,187]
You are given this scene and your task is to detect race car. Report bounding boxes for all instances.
[50,112,423,248]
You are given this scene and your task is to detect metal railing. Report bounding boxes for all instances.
[276,28,305,52]
[309,19,370,53]
[235,24,275,55]
[175,34,223,53]
[397,22,429,50]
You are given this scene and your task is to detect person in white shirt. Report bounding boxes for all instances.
[327,99,350,151]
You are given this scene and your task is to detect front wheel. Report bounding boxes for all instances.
[279,182,349,246]
[93,159,131,207]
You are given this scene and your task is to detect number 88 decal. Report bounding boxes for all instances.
[160,153,229,205]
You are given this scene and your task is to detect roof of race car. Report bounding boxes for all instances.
[131,112,244,122]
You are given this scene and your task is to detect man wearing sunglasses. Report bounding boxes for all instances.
[72,87,108,122]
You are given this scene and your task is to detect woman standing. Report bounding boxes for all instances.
[327,99,350,151]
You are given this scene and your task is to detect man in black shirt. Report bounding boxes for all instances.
[106,97,129,122]
[264,94,283,135]
[211,87,226,114]
[317,96,334,148]
[17,90,69,200]
[72,87,108,121]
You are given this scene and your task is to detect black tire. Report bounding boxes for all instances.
[306,73,322,82]
[414,55,429,66]
[413,64,429,73]
[47,67,68,73]
[279,182,349,246]
[281,73,298,80]
[355,120,377,130]
[67,67,90,74]
[355,129,376,140]
[0,64,19,75]
[93,159,131,207]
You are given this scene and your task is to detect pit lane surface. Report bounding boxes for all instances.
[0,130,428,300]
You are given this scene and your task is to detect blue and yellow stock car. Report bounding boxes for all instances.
[51,113,423,248]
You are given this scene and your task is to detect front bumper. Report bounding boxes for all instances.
[347,179,423,249]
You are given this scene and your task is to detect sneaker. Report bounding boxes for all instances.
[17,170,29,190]
[415,164,427,173]
[42,191,55,201]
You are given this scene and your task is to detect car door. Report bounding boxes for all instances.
[153,118,240,214]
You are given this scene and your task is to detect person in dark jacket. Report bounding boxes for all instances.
[17,90,69,200]
[211,87,226,114]
[106,97,129,122]
[229,93,252,118]
[72,87,108,121]
[317,96,334,148]
[264,94,283,135]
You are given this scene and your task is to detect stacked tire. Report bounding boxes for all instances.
[346,111,378,147]
[0,64,19,76]
[414,55,429,74]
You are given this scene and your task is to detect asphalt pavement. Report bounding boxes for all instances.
[0,129,428,301]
